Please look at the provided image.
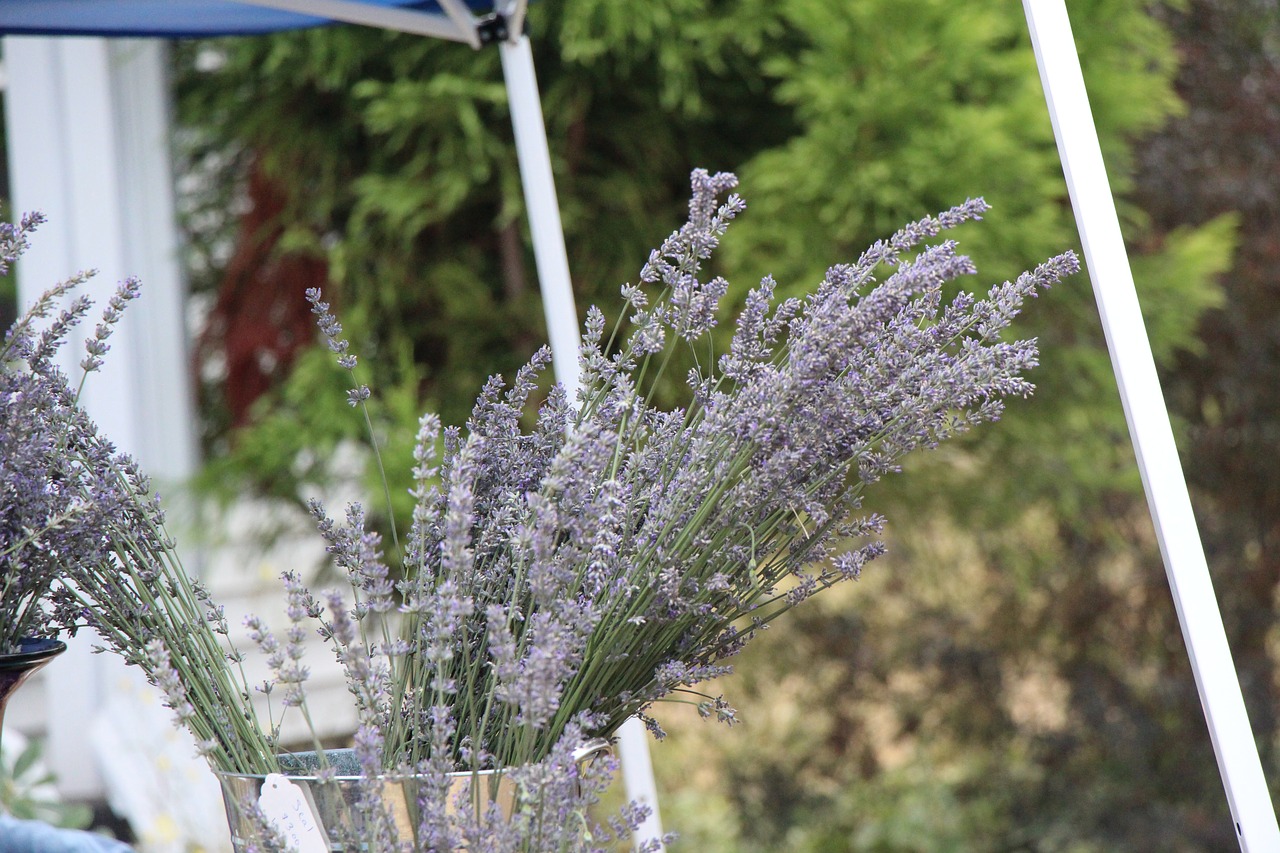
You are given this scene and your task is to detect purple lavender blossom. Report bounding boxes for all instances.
[2,214,278,770]
[80,276,141,373]
[145,639,196,724]
[0,215,144,653]
[304,286,369,404]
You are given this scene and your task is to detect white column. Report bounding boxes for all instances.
[1021,3,1280,850]
[4,35,197,800]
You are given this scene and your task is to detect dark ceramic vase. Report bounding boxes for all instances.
[0,637,67,745]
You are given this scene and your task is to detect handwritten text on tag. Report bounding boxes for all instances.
[258,773,328,853]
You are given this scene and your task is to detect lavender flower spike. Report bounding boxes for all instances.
[305,285,369,404]
[81,276,142,373]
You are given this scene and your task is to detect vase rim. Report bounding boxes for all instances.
[212,763,508,784]
[0,637,67,669]
[215,737,612,784]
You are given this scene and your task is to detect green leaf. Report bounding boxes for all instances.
[10,738,43,781]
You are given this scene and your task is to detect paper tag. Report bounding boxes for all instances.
[258,773,328,853]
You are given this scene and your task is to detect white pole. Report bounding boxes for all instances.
[616,717,665,850]
[498,33,582,400]
[1022,3,1280,849]
[499,33,665,850]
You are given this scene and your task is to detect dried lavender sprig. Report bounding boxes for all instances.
[303,286,399,552]
[412,706,465,850]
[42,438,278,772]
[319,588,393,734]
[80,276,142,375]
[457,178,1071,756]
[2,224,153,651]
[0,211,45,275]
[0,214,93,366]
[145,638,196,726]
[26,289,95,371]
[349,722,403,852]
[221,797,292,853]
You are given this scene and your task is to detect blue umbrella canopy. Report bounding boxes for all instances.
[0,0,497,38]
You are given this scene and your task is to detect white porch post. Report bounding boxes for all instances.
[3,35,197,799]
[1021,3,1280,850]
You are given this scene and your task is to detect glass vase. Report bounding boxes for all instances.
[216,739,612,851]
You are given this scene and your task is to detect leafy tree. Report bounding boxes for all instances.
[176,1,800,522]
[1136,0,1280,819]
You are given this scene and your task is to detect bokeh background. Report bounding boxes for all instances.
[4,0,1279,849]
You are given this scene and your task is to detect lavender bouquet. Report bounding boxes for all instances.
[0,214,279,773]
[336,169,1078,778]
[5,169,1078,850]
[0,213,143,655]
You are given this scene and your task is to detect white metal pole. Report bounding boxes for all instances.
[616,717,665,850]
[499,33,665,850]
[498,33,582,400]
[1021,3,1280,849]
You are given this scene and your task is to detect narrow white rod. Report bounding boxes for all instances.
[1022,2,1280,850]
[617,717,665,851]
[228,0,472,42]
[498,34,582,401]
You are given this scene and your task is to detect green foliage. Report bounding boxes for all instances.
[1129,213,1236,363]
[676,2,1244,847]
[0,737,92,829]
[724,1,1059,287]
[703,0,1228,537]
[1132,0,1280,824]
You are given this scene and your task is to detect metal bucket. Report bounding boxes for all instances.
[215,740,611,851]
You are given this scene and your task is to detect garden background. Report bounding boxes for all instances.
[3,0,1279,849]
